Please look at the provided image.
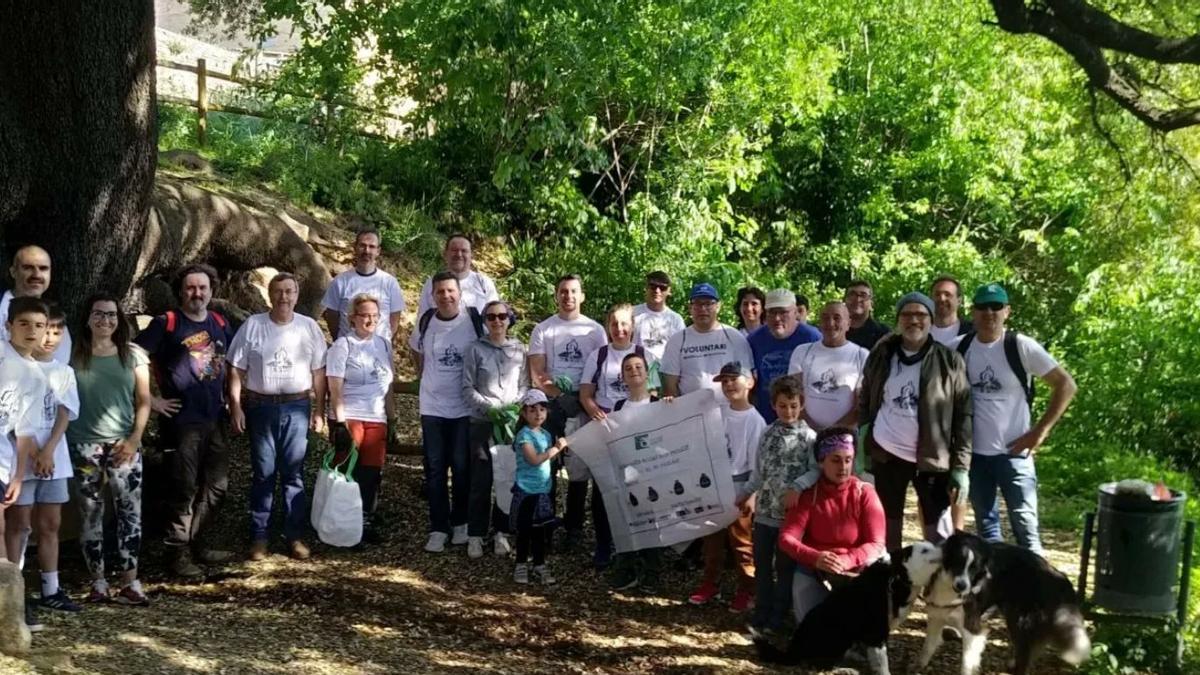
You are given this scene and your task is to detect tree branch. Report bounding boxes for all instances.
[1043,0,1200,64]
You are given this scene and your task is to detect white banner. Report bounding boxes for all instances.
[564,389,737,553]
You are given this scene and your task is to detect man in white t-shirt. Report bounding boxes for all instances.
[416,234,500,316]
[860,291,972,550]
[788,301,868,431]
[929,275,973,345]
[950,283,1076,554]
[408,272,485,553]
[321,230,406,342]
[660,282,754,401]
[0,245,72,363]
[228,273,328,562]
[527,274,606,552]
[632,270,685,362]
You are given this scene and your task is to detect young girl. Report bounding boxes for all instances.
[511,389,568,585]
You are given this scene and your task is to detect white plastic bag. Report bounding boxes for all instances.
[314,449,363,547]
[310,452,337,530]
[490,444,516,515]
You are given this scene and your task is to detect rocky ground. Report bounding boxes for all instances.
[3,432,1086,674]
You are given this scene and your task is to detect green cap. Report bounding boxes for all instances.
[972,283,1009,306]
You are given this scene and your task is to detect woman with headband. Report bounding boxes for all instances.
[777,427,886,623]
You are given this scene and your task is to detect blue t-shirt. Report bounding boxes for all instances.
[747,323,820,422]
[513,426,553,494]
[134,311,234,425]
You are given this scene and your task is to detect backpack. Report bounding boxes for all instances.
[164,309,227,334]
[417,307,485,350]
[955,330,1034,411]
[591,344,646,386]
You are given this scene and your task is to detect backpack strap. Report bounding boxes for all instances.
[164,310,177,334]
[591,345,610,386]
[467,307,485,338]
[1003,330,1034,412]
[417,308,437,350]
[955,332,975,357]
[211,311,227,328]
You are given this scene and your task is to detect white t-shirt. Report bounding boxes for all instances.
[407,311,479,418]
[659,324,754,399]
[788,341,869,430]
[26,359,79,481]
[632,304,686,361]
[527,314,607,388]
[0,291,73,364]
[872,355,921,464]
[0,342,46,484]
[930,321,963,346]
[326,333,393,423]
[949,331,1058,456]
[321,269,406,341]
[580,343,656,411]
[227,313,328,395]
[616,397,655,411]
[416,270,500,316]
[722,406,767,476]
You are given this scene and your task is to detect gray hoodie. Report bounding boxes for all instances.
[461,336,529,420]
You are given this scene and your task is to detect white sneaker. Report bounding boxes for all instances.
[494,533,512,557]
[424,531,448,553]
[534,564,556,586]
[514,563,530,584]
[451,524,469,545]
[467,537,484,559]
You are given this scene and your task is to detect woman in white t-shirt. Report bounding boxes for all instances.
[327,295,395,545]
[580,303,650,419]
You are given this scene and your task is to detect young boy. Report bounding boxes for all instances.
[0,296,51,631]
[736,375,818,635]
[6,304,81,613]
[688,362,765,612]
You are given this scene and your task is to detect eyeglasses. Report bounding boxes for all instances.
[898,311,930,321]
[484,313,508,322]
[845,290,872,300]
[90,310,119,321]
[690,299,717,308]
[973,302,1006,312]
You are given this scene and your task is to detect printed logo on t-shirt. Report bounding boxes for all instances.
[371,358,389,382]
[438,344,464,367]
[641,322,668,348]
[971,365,1003,393]
[682,340,728,359]
[608,376,629,396]
[812,368,839,393]
[267,348,294,379]
[182,330,225,381]
[557,338,584,363]
[892,382,919,410]
[0,388,15,427]
[42,390,55,425]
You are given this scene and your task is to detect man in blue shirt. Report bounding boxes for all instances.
[747,289,819,421]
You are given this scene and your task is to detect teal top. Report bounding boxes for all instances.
[68,348,149,444]
[513,426,553,494]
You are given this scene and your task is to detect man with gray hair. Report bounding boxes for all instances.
[746,289,819,422]
[0,245,71,363]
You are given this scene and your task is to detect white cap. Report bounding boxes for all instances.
[764,289,796,310]
[521,389,549,406]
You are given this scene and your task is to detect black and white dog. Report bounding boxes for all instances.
[754,541,943,675]
[919,532,1091,675]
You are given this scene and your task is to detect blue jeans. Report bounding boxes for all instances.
[421,415,470,534]
[247,399,311,541]
[969,452,1042,553]
[752,522,796,631]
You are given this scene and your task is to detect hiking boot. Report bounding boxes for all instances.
[288,539,311,560]
[114,580,149,606]
[729,588,755,613]
[494,533,512,557]
[195,548,235,564]
[25,601,44,633]
[593,546,613,571]
[609,566,639,592]
[639,573,660,595]
[451,524,469,545]
[424,532,448,553]
[248,540,269,562]
[534,564,556,586]
[467,537,484,559]
[40,590,82,612]
[514,563,530,585]
[172,549,204,579]
[688,581,721,605]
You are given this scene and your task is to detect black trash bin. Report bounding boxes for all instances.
[1093,482,1186,614]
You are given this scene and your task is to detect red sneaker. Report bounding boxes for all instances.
[729,588,754,613]
[688,581,721,605]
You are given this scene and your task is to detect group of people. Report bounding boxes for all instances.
[0,229,1077,640]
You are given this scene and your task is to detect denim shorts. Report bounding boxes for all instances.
[15,477,70,506]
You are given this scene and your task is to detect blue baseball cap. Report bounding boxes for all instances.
[690,282,720,301]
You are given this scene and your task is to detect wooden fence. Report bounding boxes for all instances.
[156,58,406,144]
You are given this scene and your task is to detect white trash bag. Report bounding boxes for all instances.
[314,448,363,547]
[490,444,516,516]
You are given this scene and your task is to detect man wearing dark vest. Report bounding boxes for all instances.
[843,280,890,350]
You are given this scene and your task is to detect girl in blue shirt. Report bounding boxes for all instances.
[510,389,567,585]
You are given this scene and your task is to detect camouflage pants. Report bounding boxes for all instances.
[71,441,144,577]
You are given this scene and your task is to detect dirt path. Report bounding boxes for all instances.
[3,438,1086,674]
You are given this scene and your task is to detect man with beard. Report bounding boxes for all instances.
[843,280,890,351]
[0,246,71,363]
[417,234,500,315]
[321,230,406,342]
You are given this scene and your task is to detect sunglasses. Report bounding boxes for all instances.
[484,313,509,322]
[973,302,1006,312]
[647,283,669,291]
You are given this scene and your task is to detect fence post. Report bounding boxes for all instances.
[197,58,208,146]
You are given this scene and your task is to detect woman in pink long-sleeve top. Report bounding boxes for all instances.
[778,427,886,622]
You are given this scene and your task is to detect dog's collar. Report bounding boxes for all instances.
[926,598,964,609]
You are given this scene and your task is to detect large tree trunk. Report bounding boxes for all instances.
[0,1,157,319]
